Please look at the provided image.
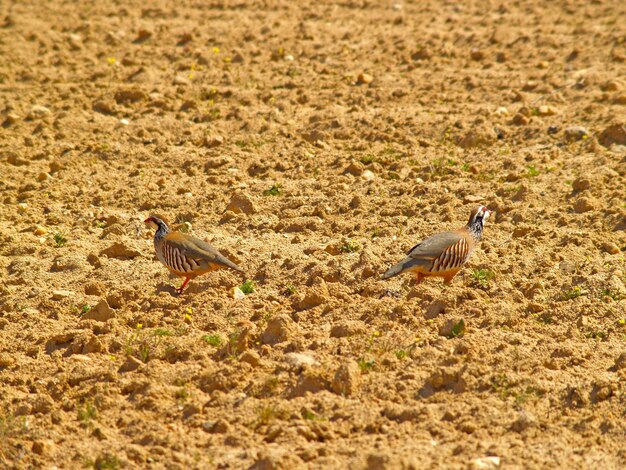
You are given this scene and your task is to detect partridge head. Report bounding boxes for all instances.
[145,215,244,294]
[382,206,493,285]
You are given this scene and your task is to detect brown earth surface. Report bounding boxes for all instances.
[1,0,626,468]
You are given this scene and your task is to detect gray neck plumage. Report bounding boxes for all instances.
[467,220,484,241]
[154,221,170,242]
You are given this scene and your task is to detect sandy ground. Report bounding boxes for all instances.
[1,0,626,468]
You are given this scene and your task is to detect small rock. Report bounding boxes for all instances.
[6,153,28,166]
[613,94,626,105]
[457,125,497,148]
[463,195,484,204]
[31,395,54,414]
[0,353,15,367]
[114,88,147,104]
[598,123,626,147]
[345,162,364,176]
[284,352,318,368]
[119,355,143,372]
[52,290,74,300]
[572,177,590,191]
[32,439,54,456]
[511,113,529,126]
[33,225,48,236]
[294,278,329,310]
[470,456,501,469]
[233,287,246,300]
[425,300,446,319]
[572,197,595,213]
[411,47,432,61]
[470,48,485,61]
[239,350,261,367]
[92,100,117,115]
[357,72,373,84]
[614,353,626,370]
[37,172,50,181]
[493,107,509,116]
[601,241,620,255]
[3,113,19,126]
[330,320,365,338]
[439,318,465,338]
[28,105,51,119]
[100,223,125,239]
[603,80,622,92]
[331,361,361,396]
[203,135,224,148]
[564,126,590,142]
[361,169,376,181]
[174,75,190,85]
[261,315,294,345]
[99,241,141,259]
[537,105,557,116]
[134,29,152,43]
[83,299,115,322]
[203,419,231,434]
[225,191,257,215]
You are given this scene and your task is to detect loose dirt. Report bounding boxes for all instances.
[1,0,626,468]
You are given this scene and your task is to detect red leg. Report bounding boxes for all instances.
[443,270,459,286]
[416,272,424,285]
[176,277,191,294]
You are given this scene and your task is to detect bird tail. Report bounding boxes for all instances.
[381,261,405,279]
[381,257,428,280]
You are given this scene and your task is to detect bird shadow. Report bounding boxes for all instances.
[155,283,180,297]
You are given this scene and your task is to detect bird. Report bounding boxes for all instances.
[144,215,244,294]
[382,206,493,285]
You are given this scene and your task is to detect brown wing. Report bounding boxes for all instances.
[164,232,244,273]
[382,232,464,279]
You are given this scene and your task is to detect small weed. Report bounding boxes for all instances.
[371,228,382,239]
[395,349,408,360]
[526,165,540,177]
[534,313,554,325]
[177,221,192,233]
[341,241,360,253]
[448,319,466,338]
[284,284,297,296]
[429,157,457,177]
[357,357,375,372]
[240,280,255,295]
[80,304,91,315]
[491,374,512,400]
[152,328,174,337]
[360,154,377,165]
[471,268,495,288]
[255,405,276,428]
[585,330,607,340]
[202,334,222,347]
[562,287,587,300]
[53,232,67,247]
[77,400,97,425]
[94,453,120,470]
[602,289,624,301]
[301,408,317,420]
[175,386,190,403]
[123,325,163,363]
[94,220,107,229]
[263,184,282,196]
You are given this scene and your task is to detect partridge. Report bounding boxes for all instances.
[382,206,493,285]
[145,216,244,293]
